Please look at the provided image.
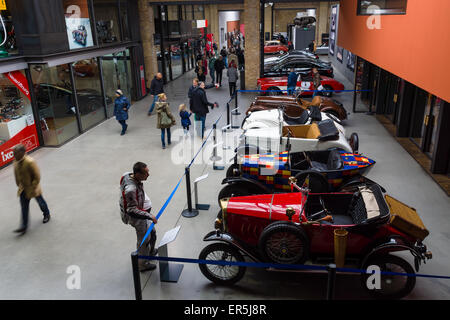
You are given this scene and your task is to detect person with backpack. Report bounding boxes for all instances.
[119,162,158,272]
[114,89,131,135]
[227,60,239,97]
[155,93,176,149]
[208,53,217,85]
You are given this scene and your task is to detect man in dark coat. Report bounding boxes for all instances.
[190,82,217,139]
[148,73,164,115]
[188,78,199,111]
[214,56,225,87]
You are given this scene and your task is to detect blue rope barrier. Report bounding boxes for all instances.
[138,254,450,280]
[236,89,372,93]
[137,114,223,250]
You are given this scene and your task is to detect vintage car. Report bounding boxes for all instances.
[264,50,319,67]
[199,182,432,299]
[248,95,348,121]
[240,111,358,156]
[264,40,289,55]
[72,25,88,46]
[219,149,376,202]
[257,74,344,98]
[264,57,334,78]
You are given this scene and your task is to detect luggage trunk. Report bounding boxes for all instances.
[385,195,429,241]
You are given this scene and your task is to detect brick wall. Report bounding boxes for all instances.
[243,0,260,89]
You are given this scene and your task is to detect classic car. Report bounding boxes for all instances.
[199,181,432,299]
[257,74,344,97]
[264,40,289,55]
[218,149,376,202]
[264,57,334,78]
[248,95,348,121]
[264,50,319,67]
[240,110,358,155]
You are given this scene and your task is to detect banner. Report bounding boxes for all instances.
[64,0,94,49]
[0,125,39,167]
[4,71,31,101]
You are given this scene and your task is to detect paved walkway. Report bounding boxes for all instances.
[0,65,449,300]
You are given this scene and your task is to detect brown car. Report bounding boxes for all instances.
[247,95,348,120]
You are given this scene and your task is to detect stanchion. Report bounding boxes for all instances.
[221,124,232,150]
[131,252,142,301]
[181,167,199,218]
[326,263,337,300]
[210,123,222,162]
[226,102,230,127]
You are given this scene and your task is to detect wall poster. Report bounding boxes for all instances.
[64,0,94,49]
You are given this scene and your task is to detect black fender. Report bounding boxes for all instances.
[221,177,273,194]
[203,230,260,262]
[360,237,422,272]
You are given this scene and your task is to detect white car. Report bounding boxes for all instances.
[239,109,357,154]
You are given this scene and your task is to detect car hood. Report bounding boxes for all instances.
[227,192,306,223]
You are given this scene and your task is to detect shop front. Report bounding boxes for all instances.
[0,69,39,167]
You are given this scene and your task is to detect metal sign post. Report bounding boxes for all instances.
[194,173,210,210]
[158,226,183,283]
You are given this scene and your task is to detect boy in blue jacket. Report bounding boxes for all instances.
[179,104,192,136]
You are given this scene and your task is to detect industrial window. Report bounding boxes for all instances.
[357,0,407,15]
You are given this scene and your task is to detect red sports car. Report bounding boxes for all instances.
[258,74,345,97]
[264,41,289,55]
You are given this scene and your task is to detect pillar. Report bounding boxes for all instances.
[243,0,260,89]
[318,1,329,44]
[138,0,158,89]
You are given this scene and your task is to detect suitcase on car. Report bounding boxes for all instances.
[385,195,429,241]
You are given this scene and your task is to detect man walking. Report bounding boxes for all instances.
[208,54,216,85]
[148,73,164,116]
[191,82,217,139]
[214,56,225,87]
[114,89,130,135]
[120,162,158,272]
[13,144,51,235]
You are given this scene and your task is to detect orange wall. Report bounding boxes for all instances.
[338,0,450,103]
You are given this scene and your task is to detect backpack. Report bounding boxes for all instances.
[160,110,172,126]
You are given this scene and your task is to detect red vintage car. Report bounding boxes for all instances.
[264,40,289,55]
[258,74,345,97]
[198,181,432,299]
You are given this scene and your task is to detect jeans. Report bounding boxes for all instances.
[216,71,223,86]
[118,120,127,134]
[210,70,215,84]
[195,115,206,139]
[148,95,158,113]
[287,86,296,96]
[229,82,236,97]
[161,127,171,147]
[20,192,50,228]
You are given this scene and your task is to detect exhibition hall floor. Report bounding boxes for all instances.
[0,64,449,300]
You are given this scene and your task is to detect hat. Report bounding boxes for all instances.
[116,89,123,95]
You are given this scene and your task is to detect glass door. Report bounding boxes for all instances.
[409,88,429,148]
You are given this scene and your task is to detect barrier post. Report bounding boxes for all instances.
[226,102,230,127]
[131,252,142,301]
[210,123,222,162]
[181,167,199,218]
[326,263,337,300]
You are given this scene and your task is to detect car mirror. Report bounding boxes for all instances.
[285,207,296,221]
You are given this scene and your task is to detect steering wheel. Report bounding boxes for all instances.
[308,196,331,221]
[303,151,312,168]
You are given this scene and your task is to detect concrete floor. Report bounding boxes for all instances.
[0,62,449,300]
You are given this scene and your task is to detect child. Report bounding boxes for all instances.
[179,104,192,135]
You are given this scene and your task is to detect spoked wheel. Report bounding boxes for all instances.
[259,222,310,264]
[198,243,246,285]
[361,254,416,300]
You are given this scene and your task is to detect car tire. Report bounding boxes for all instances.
[294,171,329,193]
[360,254,416,300]
[323,85,333,97]
[258,221,310,264]
[349,132,359,153]
[267,86,281,96]
[199,243,246,285]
